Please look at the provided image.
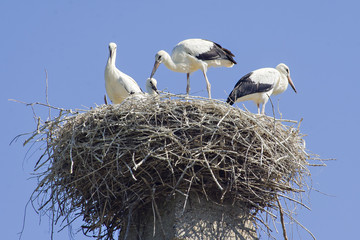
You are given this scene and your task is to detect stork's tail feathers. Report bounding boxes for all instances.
[221,47,237,65]
[213,42,237,65]
[226,95,235,105]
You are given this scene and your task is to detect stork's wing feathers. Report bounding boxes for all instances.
[213,42,235,57]
[195,41,237,64]
[226,72,274,105]
[117,70,144,94]
[175,39,237,64]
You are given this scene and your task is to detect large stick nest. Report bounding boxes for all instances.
[27,94,313,239]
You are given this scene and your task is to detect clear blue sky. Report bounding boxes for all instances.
[1,0,359,239]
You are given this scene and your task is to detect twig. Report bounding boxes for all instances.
[277,196,288,240]
[45,69,51,120]
[203,152,224,191]
[104,94,108,105]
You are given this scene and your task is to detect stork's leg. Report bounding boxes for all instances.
[202,70,211,99]
[262,95,270,115]
[261,103,266,115]
[257,104,260,115]
[186,73,190,95]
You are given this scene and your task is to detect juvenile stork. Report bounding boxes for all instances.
[105,42,143,104]
[145,78,159,95]
[150,38,237,99]
[226,63,297,114]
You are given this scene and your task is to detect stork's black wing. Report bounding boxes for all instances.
[195,40,237,64]
[226,72,273,105]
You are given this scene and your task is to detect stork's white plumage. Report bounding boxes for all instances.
[104,42,143,104]
[226,63,297,115]
[146,78,159,95]
[150,38,236,99]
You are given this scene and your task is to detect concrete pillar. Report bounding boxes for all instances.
[121,193,258,240]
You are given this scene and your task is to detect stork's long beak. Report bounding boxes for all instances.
[150,60,160,78]
[288,75,297,93]
[109,47,114,58]
[151,82,158,94]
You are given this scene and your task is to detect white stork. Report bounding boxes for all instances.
[104,42,144,104]
[226,63,297,114]
[150,38,237,99]
[145,78,159,95]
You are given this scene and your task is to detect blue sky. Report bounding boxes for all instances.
[1,0,359,239]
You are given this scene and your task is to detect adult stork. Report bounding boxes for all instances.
[145,78,159,95]
[105,42,143,104]
[150,38,237,99]
[226,63,297,115]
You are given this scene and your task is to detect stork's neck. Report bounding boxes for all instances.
[146,85,157,95]
[273,73,288,95]
[161,51,180,72]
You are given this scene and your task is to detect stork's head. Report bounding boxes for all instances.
[108,42,117,58]
[146,78,159,95]
[276,63,297,93]
[150,50,166,78]
[155,50,166,63]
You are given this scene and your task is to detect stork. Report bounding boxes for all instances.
[226,63,297,114]
[145,78,159,95]
[104,42,143,104]
[150,38,236,99]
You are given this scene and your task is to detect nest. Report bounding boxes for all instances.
[25,94,315,239]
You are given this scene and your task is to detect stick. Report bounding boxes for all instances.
[277,196,288,240]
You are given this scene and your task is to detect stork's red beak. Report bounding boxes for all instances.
[150,60,160,79]
[288,76,297,93]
